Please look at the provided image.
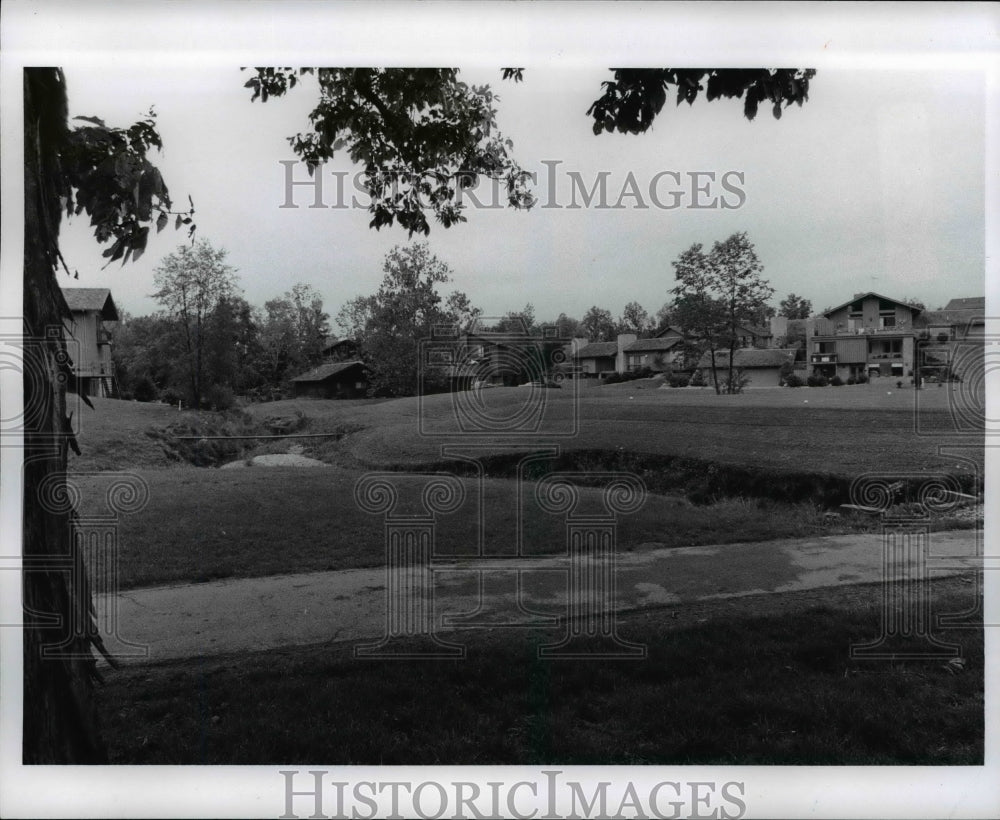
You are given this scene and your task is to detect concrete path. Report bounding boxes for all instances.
[97,529,981,665]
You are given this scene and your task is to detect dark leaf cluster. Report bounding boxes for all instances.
[588,68,816,135]
[245,67,535,236]
[61,110,195,267]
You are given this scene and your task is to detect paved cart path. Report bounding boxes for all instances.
[97,529,981,665]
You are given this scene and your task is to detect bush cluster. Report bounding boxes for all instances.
[806,373,829,387]
[784,374,804,388]
[603,367,655,385]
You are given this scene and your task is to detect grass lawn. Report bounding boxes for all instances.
[98,577,983,765]
[74,467,915,590]
[74,385,983,483]
[243,386,982,481]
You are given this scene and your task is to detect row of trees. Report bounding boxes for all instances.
[564,290,812,344]
[121,234,818,404]
[116,239,330,407]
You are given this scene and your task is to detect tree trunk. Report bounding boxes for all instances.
[23,68,107,763]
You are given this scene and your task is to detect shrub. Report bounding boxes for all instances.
[846,377,856,386]
[896,380,904,389]
[856,373,868,384]
[830,375,844,387]
[688,369,706,387]
[205,383,236,411]
[725,368,751,394]
[784,374,804,388]
[132,375,158,403]
[159,387,185,407]
[806,373,829,387]
[667,372,689,388]
[937,332,950,343]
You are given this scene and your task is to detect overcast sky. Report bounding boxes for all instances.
[9,4,993,330]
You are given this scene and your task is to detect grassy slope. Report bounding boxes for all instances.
[98,579,982,765]
[77,467,883,590]
[244,386,983,479]
[73,387,982,479]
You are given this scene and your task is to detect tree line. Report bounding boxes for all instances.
[114,238,331,408]
[117,235,820,404]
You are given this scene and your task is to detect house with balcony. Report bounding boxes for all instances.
[809,292,923,381]
[61,287,119,397]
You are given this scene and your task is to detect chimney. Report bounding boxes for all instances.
[616,333,637,373]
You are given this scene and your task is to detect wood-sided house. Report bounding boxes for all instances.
[61,287,119,397]
[810,292,923,382]
[291,360,369,399]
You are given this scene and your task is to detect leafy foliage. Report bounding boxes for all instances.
[62,110,195,267]
[336,243,479,396]
[619,301,652,335]
[779,292,813,319]
[152,239,239,407]
[670,233,774,395]
[588,69,816,135]
[255,284,331,387]
[581,306,617,342]
[245,68,536,236]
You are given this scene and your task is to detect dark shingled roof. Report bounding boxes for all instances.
[575,342,618,359]
[61,288,119,321]
[291,360,366,382]
[624,337,681,353]
[944,297,985,311]
[697,348,796,369]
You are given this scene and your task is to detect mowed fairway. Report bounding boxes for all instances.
[243,383,983,478]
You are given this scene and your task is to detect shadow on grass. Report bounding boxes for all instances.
[99,582,982,765]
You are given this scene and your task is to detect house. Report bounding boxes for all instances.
[623,336,683,372]
[734,323,773,349]
[320,336,359,362]
[290,360,368,398]
[61,287,119,397]
[809,292,923,381]
[575,334,637,377]
[696,348,796,387]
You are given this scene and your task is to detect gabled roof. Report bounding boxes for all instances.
[291,360,366,382]
[737,324,772,337]
[697,348,796,369]
[654,325,685,338]
[575,341,618,359]
[943,297,985,311]
[624,337,681,353]
[822,292,923,318]
[321,336,357,351]
[61,288,119,321]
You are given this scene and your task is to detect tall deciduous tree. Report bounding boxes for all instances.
[152,239,238,409]
[337,243,478,396]
[779,292,813,319]
[23,67,191,763]
[581,306,617,342]
[619,301,652,336]
[671,233,774,394]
